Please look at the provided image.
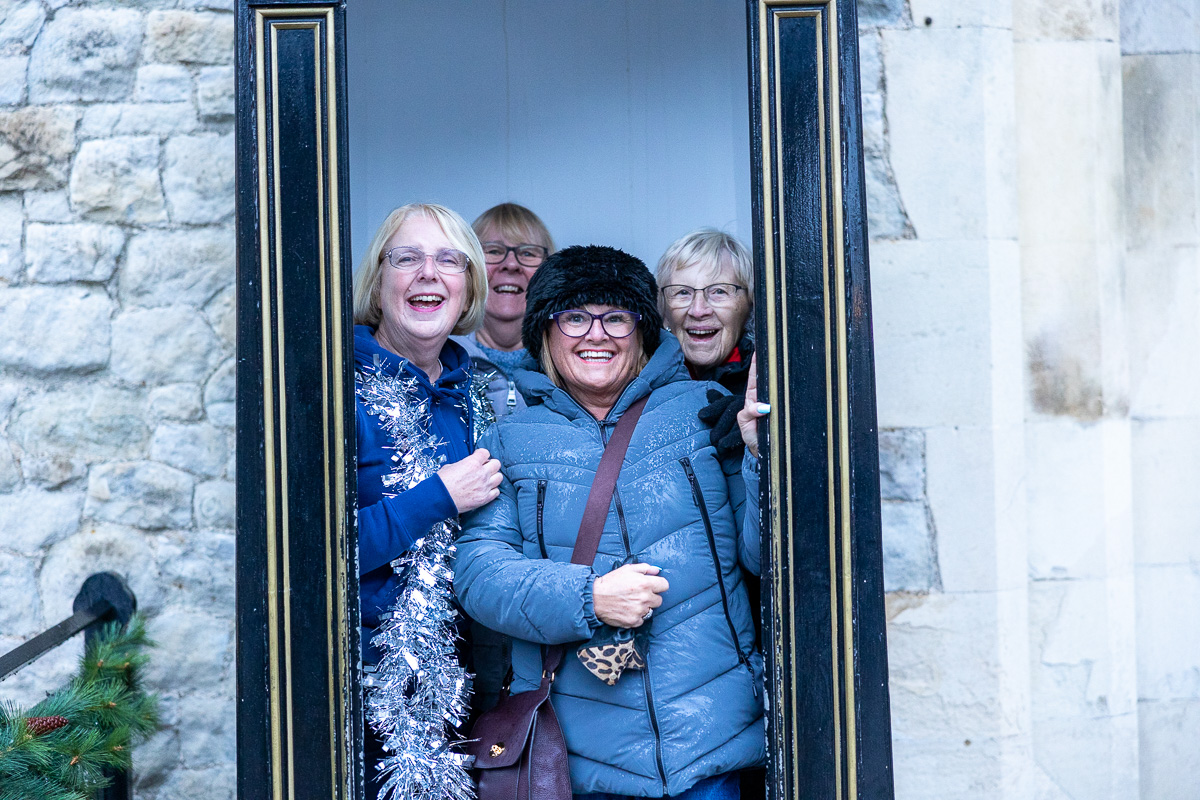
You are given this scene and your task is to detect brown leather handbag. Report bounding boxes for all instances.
[466,396,649,800]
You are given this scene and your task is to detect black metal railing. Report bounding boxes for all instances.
[0,571,138,800]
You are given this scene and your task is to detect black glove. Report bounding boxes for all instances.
[697,389,745,459]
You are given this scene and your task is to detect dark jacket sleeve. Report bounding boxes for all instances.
[358,474,457,576]
[454,427,600,645]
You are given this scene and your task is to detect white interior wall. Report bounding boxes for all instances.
[346,0,751,272]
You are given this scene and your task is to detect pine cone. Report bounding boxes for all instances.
[27,715,69,736]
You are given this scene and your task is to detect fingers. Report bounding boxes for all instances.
[472,448,491,463]
[626,562,660,576]
[645,576,669,594]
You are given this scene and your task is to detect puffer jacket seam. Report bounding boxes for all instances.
[655,659,746,704]
[551,689,644,710]
[672,715,764,774]
[567,751,659,780]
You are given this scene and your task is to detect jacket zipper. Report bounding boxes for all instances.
[535,480,548,559]
[680,457,756,694]
[642,662,669,795]
[599,411,661,790]
[506,378,517,412]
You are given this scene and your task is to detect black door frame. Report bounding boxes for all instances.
[233,2,893,799]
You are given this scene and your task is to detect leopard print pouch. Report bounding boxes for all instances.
[576,622,651,686]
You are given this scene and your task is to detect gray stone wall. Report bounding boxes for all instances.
[0,1,235,797]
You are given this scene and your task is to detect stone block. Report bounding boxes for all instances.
[69,136,166,224]
[1029,577,1138,717]
[28,9,142,103]
[908,0,1013,28]
[149,384,203,422]
[194,480,233,529]
[0,488,83,553]
[23,188,70,222]
[155,529,234,610]
[879,428,926,501]
[890,733,1031,800]
[0,105,78,190]
[39,524,162,621]
[1139,698,1200,800]
[0,55,27,104]
[0,287,112,372]
[79,103,199,138]
[163,134,235,224]
[134,63,192,103]
[204,285,235,349]
[145,11,234,65]
[111,307,225,386]
[85,461,194,530]
[204,357,234,428]
[870,240,1005,427]
[121,227,233,308]
[1120,0,1200,55]
[858,30,883,94]
[1122,54,1200,249]
[143,607,233,690]
[196,65,234,119]
[1131,418,1200,564]
[884,26,1018,240]
[0,444,19,491]
[886,589,1031,739]
[20,454,86,489]
[882,500,938,592]
[926,423,1027,593]
[1026,419,1132,580]
[25,223,125,283]
[132,725,181,791]
[154,764,235,800]
[1028,713,1139,799]
[0,552,38,636]
[1013,0,1119,42]
[0,192,20,281]
[857,0,909,28]
[1126,246,1200,417]
[0,0,46,54]
[1135,563,1200,700]
[150,423,228,478]
[175,689,236,767]
[10,386,148,462]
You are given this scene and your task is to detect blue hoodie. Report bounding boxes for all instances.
[354,325,475,659]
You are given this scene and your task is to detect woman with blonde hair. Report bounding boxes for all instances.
[352,202,500,800]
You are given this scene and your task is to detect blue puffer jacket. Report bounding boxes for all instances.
[455,334,765,797]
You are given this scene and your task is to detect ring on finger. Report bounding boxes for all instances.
[643,608,653,620]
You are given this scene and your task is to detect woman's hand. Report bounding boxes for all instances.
[737,353,769,458]
[437,448,502,514]
[593,563,670,628]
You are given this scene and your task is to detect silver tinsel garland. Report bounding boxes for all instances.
[358,360,485,800]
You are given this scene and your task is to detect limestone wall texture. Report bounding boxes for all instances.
[0,0,236,797]
[0,0,1195,799]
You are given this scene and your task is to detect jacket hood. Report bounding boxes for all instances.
[353,325,471,400]
[513,330,691,421]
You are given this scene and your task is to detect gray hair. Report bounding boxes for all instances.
[654,228,754,318]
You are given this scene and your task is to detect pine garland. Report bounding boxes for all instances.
[0,615,158,800]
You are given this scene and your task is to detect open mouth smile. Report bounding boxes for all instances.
[684,327,720,342]
[493,284,524,295]
[575,349,614,363]
[407,293,446,311]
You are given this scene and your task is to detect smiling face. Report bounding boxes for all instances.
[663,259,752,370]
[375,213,467,362]
[479,229,541,326]
[547,303,644,418]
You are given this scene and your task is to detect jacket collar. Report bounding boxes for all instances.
[514,331,691,422]
[353,325,471,399]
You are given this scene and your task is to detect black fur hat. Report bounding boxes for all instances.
[522,245,663,361]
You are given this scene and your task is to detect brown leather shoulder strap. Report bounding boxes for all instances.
[570,395,649,566]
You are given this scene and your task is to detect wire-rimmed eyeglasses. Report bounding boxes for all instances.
[382,246,470,274]
[482,242,549,267]
[660,283,747,309]
[549,309,642,339]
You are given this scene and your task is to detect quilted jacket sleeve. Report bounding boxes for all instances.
[454,427,600,646]
[736,451,762,576]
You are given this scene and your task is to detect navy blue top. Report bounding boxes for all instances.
[354,325,474,657]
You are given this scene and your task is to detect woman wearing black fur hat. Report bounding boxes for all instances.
[455,245,768,799]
